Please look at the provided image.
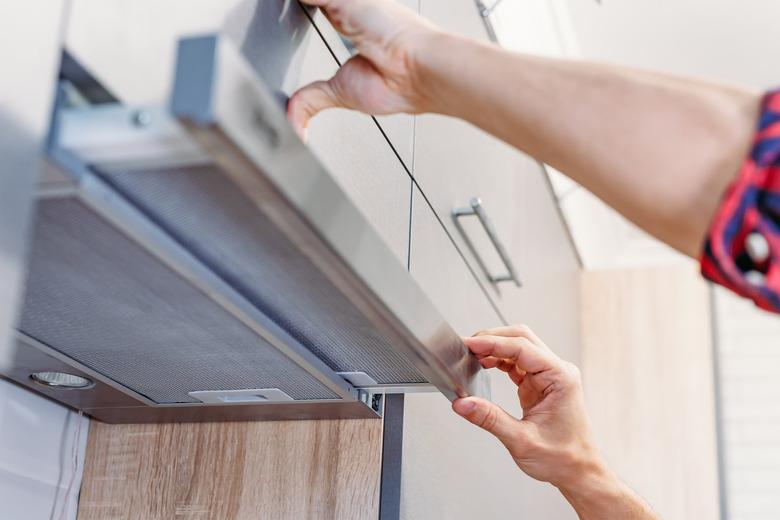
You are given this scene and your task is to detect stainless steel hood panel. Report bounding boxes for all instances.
[167,34,489,402]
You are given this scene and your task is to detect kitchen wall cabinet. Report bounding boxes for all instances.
[0,380,89,520]
[415,0,581,361]
[66,0,581,518]
[67,0,414,265]
[397,1,581,518]
[403,188,578,519]
[307,1,418,170]
[408,188,502,335]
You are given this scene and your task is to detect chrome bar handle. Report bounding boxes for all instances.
[453,198,522,287]
[475,0,500,42]
[477,0,504,18]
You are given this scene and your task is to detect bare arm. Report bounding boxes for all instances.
[289,0,761,256]
[413,35,759,256]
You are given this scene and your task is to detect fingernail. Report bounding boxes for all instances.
[453,398,476,416]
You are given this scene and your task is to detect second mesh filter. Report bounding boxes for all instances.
[104,164,428,386]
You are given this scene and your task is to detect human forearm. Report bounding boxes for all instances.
[414,32,760,256]
[452,329,656,520]
[556,463,657,520]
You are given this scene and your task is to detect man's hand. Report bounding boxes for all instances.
[452,325,602,488]
[454,326,658,520]
[288,0,439,138]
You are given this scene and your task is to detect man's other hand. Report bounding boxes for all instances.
[453,325,604,490]
[288,0,440,139]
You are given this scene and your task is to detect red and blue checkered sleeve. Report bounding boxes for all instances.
[701,88,780,313]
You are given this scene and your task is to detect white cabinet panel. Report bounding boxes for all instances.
[67,0,413,264]
[0,380,89,520]
[402,367,574,519]
[416,0,580,361]
[403,191,575,520]
[402,387,567,520]
[306,1,418,169]
[409,188,501,335]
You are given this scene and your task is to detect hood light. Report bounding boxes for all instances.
[31,371,94,389]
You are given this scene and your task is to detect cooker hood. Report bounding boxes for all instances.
[6,29,489,422]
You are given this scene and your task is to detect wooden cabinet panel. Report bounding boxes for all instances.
[400,3,582,519]
[78,419,383,520]
[581,267,720,520]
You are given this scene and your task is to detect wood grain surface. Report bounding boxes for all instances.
[78,419,382,520]
[581,266,721,520]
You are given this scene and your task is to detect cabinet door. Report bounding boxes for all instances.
[409,187,501,335]
[305,3,418,171]
[403,188,576,520]
[401,2,581,519]
[415,0,580,361]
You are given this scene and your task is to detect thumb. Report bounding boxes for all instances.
[287,79,343,141]
[452,397,523,445]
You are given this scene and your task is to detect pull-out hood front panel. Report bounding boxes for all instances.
[7,18,489,423]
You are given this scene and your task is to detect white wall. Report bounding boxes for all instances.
[1,3,89,519]
[0,380,89,520]
[562,0,780,90]
[495,0,780,271]
[714,290,780,520]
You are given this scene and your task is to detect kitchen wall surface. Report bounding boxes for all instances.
[714,289,780,520]
[0,379,89,520]
[562,0,780,90]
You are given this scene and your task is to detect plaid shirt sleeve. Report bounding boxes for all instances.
[701,88,780,313]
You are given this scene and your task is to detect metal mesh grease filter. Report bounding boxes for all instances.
[19,198,340,403]
[104,165,426,385]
